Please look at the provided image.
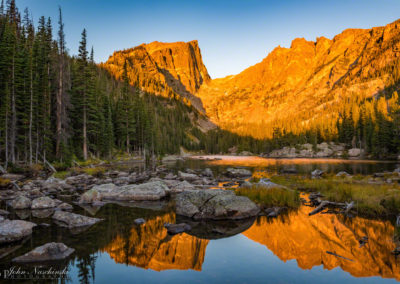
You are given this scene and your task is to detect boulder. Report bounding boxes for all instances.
[0,220,36,244]
[239,180,252,188]
[170,181,195,193]
[162,179,180,188]
[175,189,259,220]
[164,173,177,179]
[9,196,31,209]
[316,148,333,157]
[78,188,102,204]
[32,209,54,218]
[78,183,117,203]
[31,196,58,209]
[202,168,214,178]
[238,151,253,156]
[1,174,24,181]
[113,181,168,201]
[164,223,191,235]
[301,143,313,151]
[257,178,284,188]
[225,168,252,178]
[57,203,73,211]
[348,148,362,157]
[336,171,351,177]
[52,211,101,228]
[13,242,74,262]
[134,218,146,225]
[178,171,199,182]
[311,169,324,178]
[317,142,329,150]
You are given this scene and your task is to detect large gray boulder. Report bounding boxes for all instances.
[0,220,36,244]
[178,171,199,182]
[169,181,195,193]
[31,196,58,209]
[13,242,74,262]
[52,211,101,228]
[176,189,259,220]
[9,196,32,210]
[348,148,362,157]
[79,181,168,203]
[114,181,167,201]
[225,168,252,178]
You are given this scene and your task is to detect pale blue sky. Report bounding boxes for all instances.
[15,0,400,78]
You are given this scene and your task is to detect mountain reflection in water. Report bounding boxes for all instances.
[102,211,209,271]
[243,205,399,280]
[97,202,399,281]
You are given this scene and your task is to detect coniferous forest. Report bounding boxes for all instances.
[0,1,215,167]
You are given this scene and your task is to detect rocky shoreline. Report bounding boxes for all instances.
[0,160,399,262]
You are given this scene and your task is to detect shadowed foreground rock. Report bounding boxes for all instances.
[176,189,259,220]
[12,242,74,262]
[52,211,102,228]
[164,223,191,235]
[0,220,36,244]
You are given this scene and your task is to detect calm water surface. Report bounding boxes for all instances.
[1,157,399,284]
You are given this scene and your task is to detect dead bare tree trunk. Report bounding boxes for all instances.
[83,104,87,160]
[28,65,33,165]
[10,53,16,164]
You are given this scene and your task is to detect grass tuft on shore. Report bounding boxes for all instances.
[270,175,400,216]
[234,185,300,209]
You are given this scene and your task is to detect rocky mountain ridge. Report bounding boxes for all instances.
[103,19,400,140]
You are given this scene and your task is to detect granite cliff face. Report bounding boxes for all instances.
[196,19,400,138]
[102,40,210,112]
[103,19,400,139]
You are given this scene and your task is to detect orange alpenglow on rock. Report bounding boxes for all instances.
[196,19,400,138]
[101,40,210,112]
[103,19,400,139]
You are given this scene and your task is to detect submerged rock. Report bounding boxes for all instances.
[0,220,36,244]
[164,223,192,235]
[134,218,146,225]
[13,242,74,262]
[52,211,101,228]
[175,189,259,220]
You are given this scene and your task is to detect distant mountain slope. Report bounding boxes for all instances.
[102,40,210,112]
[196,19,400,138]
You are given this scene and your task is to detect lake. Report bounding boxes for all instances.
[1,156,399,283]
